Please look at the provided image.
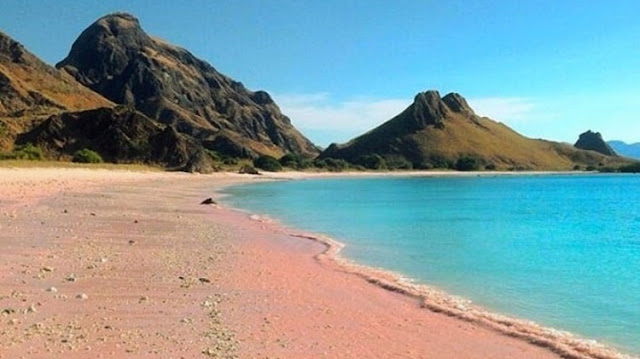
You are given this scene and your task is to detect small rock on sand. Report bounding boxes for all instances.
[76,293,88,300]
[47,287,58,293]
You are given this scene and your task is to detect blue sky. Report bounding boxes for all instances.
[1,1,639,146]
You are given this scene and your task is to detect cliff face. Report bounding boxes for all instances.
[574,130,617,156]
[321,90,626,171]
[56,13,318,158]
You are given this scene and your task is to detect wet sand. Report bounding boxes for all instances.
[0,168,627,358]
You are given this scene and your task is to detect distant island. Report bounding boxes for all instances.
[608,140,640,160]
[0,13,637,173]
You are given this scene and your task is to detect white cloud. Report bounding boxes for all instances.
[467,97,538,123]
[274,93,409,131]
[273,93,410,146]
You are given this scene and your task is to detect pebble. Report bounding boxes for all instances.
[76,293,88,300]
[47,287,58,293]
[41,266,54,273]
[65,274,77,282]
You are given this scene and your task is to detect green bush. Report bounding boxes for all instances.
[253,155,282,172]
[314,157,350,172]
[11,143,44,160]
[385,156,413,170]
[356,154,387,170]
[619,163,640,173]
[455,156,480,171]
[72,148,103,163]
[279,153,299,167]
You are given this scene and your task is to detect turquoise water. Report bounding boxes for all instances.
[221,175,640,354]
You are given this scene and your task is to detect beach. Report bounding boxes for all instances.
[0,168,626,358]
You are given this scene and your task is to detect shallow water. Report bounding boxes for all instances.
[221,174,640,354]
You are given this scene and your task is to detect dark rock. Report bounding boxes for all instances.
[574,130,617,156]
[238,165,260,175]
[200,198,216,205]
[17,106,217,171]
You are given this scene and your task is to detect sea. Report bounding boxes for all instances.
[221,174,640,355]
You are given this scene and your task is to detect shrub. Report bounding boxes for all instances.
[428,155,454,169]
[279,153,299,168]
[455,156,480,171]
[385,156,413,170]
[356,154,387,170]
[619,163,640,173]
[313,157,350,172]
[253,155,282,172]
[11,143,44,160]
[72,148,103,163]
[485,163,497,171]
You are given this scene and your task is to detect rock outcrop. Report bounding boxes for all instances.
[56,13,318,159]
[17,106,216,173]
[574,130,617,156]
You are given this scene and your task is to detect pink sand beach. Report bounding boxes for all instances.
[0,168,626,358]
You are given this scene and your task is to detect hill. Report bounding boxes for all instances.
[321,90,629,171]
[56,13,318,159]
[608,140,640,160]
[574,130,617,156]
[0,31,112,151]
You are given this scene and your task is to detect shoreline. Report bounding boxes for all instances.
[217,172,634,359]
[0,168,632,358]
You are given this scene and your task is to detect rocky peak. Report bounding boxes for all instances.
[410,90,449,129]
[442,92,474,116]
[0,31,29,63]
[574,130,617,156]
[405,90,476,131]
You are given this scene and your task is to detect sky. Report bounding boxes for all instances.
[1,1,639,147]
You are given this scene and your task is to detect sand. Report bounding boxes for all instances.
[0,168,629,358]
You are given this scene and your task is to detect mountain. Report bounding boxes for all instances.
[56,13,318,159]
[0,31,112,150]
[574,130,617,156]
[608,140,640,160]
[321,90,628,171]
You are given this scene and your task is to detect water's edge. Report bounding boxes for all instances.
[216,177,634,359]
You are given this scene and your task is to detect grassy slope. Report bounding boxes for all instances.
[329,109,631,170]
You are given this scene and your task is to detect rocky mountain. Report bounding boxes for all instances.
[321,90,628,171]
[56,13,318,159]
[608,140,640,160]
[574,130,617,156]
[0,31,112,150]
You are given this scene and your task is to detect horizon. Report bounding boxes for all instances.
[1,1,639,147]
